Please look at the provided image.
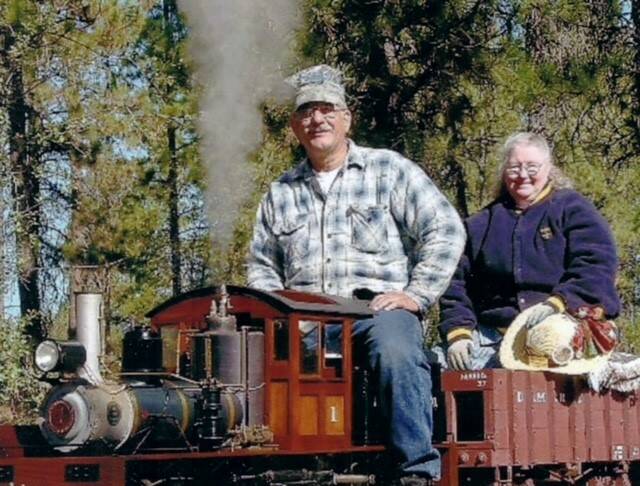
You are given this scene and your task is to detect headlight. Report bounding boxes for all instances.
[34,340,86,373]
[35,340,61,372]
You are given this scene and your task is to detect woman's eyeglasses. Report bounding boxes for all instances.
[505,163,542,178]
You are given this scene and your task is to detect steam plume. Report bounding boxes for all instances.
[179,0,300,248]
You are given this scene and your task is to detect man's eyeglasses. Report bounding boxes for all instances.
[505,163,542,178]
[294,102,345,123]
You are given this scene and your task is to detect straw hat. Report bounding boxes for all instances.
[499,306,613,375]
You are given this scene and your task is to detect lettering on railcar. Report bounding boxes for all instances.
[460,371,488,387]
[515,390,548,403]
[533,391,547,403]
[460,372,487,381]
[612,445,625,460]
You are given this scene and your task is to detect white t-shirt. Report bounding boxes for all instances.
[313,166,342,194]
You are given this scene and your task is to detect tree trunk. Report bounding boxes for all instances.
[167,123,181,296]
[446,127,469,218]
[631,0,640,148]
[0,184,5,321]
[164,0,182,296]
[523,5,549,133]
[1,27,43,342]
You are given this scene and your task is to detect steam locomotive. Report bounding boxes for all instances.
[1,284,640,485]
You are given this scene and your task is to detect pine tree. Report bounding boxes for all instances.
[0,1,123,340]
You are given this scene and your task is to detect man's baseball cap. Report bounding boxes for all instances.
[285,64,347,110]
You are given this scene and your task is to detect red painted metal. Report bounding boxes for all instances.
[0,424,386,485]
[441,369,640,469]
[47,400,75,437]
[0,456,126,485]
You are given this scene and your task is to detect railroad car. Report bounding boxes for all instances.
[0,284,638,485]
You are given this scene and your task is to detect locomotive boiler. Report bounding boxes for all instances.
[36,289,248,454]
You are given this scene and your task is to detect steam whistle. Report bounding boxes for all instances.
[206,285,236,331]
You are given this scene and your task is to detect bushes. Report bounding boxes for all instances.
[0,317,47,424]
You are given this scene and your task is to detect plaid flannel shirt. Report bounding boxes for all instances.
[247,141,465,312]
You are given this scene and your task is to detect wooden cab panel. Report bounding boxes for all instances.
[265,313,355,452]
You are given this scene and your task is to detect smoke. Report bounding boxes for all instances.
[179,0,300,249]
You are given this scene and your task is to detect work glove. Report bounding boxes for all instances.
[523,302,556,329]
[447,338,473,371]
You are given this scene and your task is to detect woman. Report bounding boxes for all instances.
[438,132,620,371]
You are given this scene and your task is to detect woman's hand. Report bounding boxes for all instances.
[524,302,556,329]
[447,339,473,370]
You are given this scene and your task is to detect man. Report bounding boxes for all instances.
[247,65,465,485]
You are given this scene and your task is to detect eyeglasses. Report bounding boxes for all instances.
[293,103,345,123]
[504,163,542,178]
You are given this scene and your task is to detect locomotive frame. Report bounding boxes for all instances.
[0,285,639,485]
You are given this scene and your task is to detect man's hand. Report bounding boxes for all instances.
[523,302,556,329]
[370,291,420,312]
[447,339,473,371]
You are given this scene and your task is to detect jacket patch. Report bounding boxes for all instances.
[539,226,553,240]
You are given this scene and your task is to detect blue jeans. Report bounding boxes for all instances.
[353,310,440,479]
[431,325,503,370]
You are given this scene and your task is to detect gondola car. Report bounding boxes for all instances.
[0,284,638,485]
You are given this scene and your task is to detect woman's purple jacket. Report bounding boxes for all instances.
[439,188,620,340]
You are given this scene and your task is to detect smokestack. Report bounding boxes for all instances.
[75,292,104,385]
[69,267,106,385]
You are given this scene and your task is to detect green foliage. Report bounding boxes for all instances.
[0,318,47,423]
[2,0,211,327]
[1,0,640,368]
[302,0,498,158]
[0,314,122,424]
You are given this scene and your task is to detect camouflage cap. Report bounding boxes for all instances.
[285,64,347,110]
